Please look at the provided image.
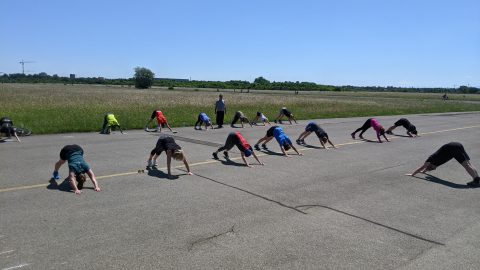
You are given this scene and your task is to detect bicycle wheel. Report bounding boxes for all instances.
[16,128,32,136]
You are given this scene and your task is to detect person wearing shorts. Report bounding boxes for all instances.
[406,142,479,187]
[297,122,336,149]
[147,136,193,178]
[194,112,214,130]
[254,126,302,157]
[212,132,263,167]
[274,107,297,124]
[253,112,271,126]
[386,118,418,137]
[0,117,20,142]
[145,110,174,132]
[351,118,389,143]
[100,113,123,134]
[231,111,252,128]
[52,144,101,194]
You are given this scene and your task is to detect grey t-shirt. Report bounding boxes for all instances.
[215,100,226,111]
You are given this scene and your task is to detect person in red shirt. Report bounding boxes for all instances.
[212,132,263,167]
[145,110,175,133]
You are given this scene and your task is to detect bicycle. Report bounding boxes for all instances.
[15,127,32,136]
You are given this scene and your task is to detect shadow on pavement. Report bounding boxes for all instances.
[147,168,179,180]
[419,173,470,189]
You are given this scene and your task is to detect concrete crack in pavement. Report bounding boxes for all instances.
[295,204,445,246]
[188,225,235,251]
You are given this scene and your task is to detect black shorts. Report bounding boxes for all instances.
[394,118,409,127]
[426,142,470,166]
[266,126,277,137]
[281,109,292,117]
[0,124,15,136]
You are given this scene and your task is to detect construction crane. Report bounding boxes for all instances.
[19,60,34,74]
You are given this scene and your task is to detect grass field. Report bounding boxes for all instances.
[1,83,479,134]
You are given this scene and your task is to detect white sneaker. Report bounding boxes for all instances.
[152,161,158,167]
[147,160,154,167]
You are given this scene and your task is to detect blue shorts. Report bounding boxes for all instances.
[305,123,318,132]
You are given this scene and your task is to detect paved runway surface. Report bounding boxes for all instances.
[1,112,479,269]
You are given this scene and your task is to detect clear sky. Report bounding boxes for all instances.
[1,0,479,87]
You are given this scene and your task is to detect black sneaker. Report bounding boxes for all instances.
[386,131,393,135]
[223,151,229,159]
[261,144,268,150]
[254,144,260,151]
[274,120,277,123]
[467,178,480,187]
[212,152,219,159]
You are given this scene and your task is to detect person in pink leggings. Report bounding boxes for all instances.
[351,118,389,143]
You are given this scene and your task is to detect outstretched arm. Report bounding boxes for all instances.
[166,151,172,176]
[383,134,389,142]
[252,151,264,165]
[86,169,101,191]
[406,163,428,176]
[290,144,302,156]
[182,156,193,175]
[240,152,250,167]
[328,139,336,148]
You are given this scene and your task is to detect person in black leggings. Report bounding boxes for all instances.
[386,118,418,137]
[231,111,252,128]
[406,142,480,186]
[212,132,263,167]
[147,136,193,178]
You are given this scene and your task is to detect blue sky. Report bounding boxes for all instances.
[1,0,479,87]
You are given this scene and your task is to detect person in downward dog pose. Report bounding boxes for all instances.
[406,142,480,187]
[212,132,263,167]
[254,126,302,157]
[231,111,252,128]
[386,118,418,137]
[147,135,193,178]
[100,113,124,134]
[296,122,336,149]
[194,112,214,130]
[351,118,389,143]
[145,109,175,133]
[273,107,297,124]
[253,111,271,126]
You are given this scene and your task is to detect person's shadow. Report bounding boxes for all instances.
[147,167,179,180]
[219,158,246,167]
[414,173,471,189]
[390,133,412,138]
[46,178,94,192]
[301,144,322,149]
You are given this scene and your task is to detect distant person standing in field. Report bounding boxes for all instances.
[273,107,297,124]
[351,118,389,143]
[215,94,226,128]
[386,118,418,137]
[231,111,252,128]
[194,112,214,130]
[296,122,336,149]
[145,109,175,133]
[0,116,21,142]
[100,113,123,134]
[406,142,480,187]
[212,132,263,167]
[52,144,101,195]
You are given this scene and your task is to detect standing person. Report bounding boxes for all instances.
[296,122,336,149]
[194,112,214,130]
[254,126,302,157]
[52,144,101,195]
[231,111,252,128]
[253,111,271,126]
[273,107,297,124]
[406,142,480,187]
[145,109,175,133]
[212,132,263,167]
[215,94,226,128]
[100,113,123,134]
[0,117,21,142]
[386,118,418,137]
[351,118,389,143]
[147,135,193,178]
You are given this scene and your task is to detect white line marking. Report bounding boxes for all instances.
[0,250,15,255]
[2,264,31,270]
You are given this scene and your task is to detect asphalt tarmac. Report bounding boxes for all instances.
[1,112,479,269]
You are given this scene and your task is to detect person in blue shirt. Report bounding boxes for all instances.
[296,122,336,149]
[194,112,213,130]
[254,126,302,157]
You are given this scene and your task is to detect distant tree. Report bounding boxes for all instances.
[133,67,155,89]
[254,76,270,85]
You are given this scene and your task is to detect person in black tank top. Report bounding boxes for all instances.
[147,136,193,178]
[406,142,480,186]
[386,118,418,137]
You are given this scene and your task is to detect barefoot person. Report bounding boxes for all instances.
[212,132,263,167]
[145,109,174,132]
[386,118,418,137]
[52,144,101,195]
[0,116,21,142]
[406,142,479,186]
[254,126,302,157]
[231,111,252,128]
[273,107,297,124]
[194,112,214,130]
[351,118,389,143]
[100,113,124,134]
[296,122,336,149]
[147,135,193,178]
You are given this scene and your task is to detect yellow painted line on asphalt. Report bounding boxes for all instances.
[1,124,479,194]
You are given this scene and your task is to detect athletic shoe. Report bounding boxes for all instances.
[212,152,219,159]
[467,177,480,187]
[223,151,229,159]
[261,144,268,150]
[53,171,60,180]
[386,131,393,135]
[254,144,260,151]
[351,133,355,139]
